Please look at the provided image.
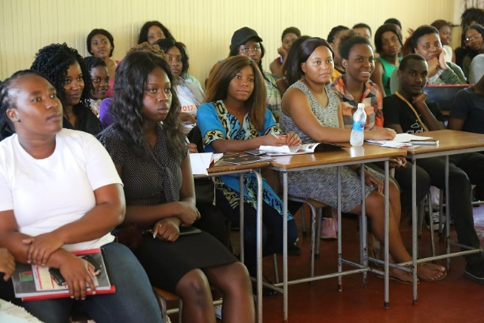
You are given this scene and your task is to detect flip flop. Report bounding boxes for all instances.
[376,270,418,285]
[418,263,447,282]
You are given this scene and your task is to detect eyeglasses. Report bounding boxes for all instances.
[465,33,482,43]
[240,46,261,53]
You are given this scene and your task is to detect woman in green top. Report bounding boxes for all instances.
[371,24,403,96]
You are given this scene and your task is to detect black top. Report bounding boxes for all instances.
[64,105,102,136]
[383,94,444,133]
[98,123,187,208]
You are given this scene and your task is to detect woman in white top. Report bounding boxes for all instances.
[0,70,161,323]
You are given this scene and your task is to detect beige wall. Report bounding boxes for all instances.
[0,0,457,84]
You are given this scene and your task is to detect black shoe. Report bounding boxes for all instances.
[464,262,484,284]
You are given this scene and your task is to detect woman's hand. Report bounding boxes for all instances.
[285,132,301,146]
[0,248,15,281]
[23,233,64,266]
[362,169,384,193]
[263,133,287,146]
[367,128,396,141]
[176,201,200,226]
[438,50,448,70]
[277,47,288,60]
[153,218,181,242]
[187,143,198,153]
[389,157,407,170]
[58,255,97,300]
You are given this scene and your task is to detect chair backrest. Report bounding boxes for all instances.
[423,84,469,113]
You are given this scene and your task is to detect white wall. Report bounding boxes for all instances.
[0,0,457,83]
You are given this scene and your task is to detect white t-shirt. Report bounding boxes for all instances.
[0,129,122,251]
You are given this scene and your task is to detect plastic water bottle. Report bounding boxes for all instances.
[350,103,366,146]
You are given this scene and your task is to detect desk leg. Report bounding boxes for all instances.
[239,174,245,264]
[254,171,263,323]
[360,164,368,287]
[412,158,418,305]
[445,155,451,270]
[384,160,390,308]
[337,166,343,291]
[283,171,289,322]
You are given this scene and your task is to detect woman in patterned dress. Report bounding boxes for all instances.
[198,56,301,279]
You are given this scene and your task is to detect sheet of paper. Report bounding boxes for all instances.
[189,152,213,176]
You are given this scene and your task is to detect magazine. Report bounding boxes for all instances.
[254,142,344,156]
[221,153,273,165]
[12,248,114,301]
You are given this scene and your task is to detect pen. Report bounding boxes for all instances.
[185,136,190,144]
[152,225,158,239]
[270,133,280,140]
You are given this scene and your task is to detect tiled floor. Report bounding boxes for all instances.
[260,205,484,322]
[168,204,484,322]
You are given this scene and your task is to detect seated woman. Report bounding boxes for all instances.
[154,39,204,129]
[197,55,301,278]
[430,20,455,63]
[31,43,102,136]
[138,20,175,44]
[327,25,351,81]
[389,25,466,93]
[461,24,484,78]
[98,51,254,323]
[281,37,446,283]
[371,24,403,96]
[0,70,161,322]
[86,29,117,97]
[331,35,430,225]
[269,27,301,78]
[276,35,310,96]
[83,56,110,116]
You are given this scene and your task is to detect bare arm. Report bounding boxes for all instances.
[386,123,404,133]
[281,88,396,142]
[370,60,386,98]
[19,183,124,265]
[448,117,465,131]
[412,93,445,131]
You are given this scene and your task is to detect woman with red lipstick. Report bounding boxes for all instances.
[462,24,484,78]
[86,29,118,97]
[281,38,446,283]
[198,56,301,281]
[371,24,403,96]
[0,70,163,322]
[84,56,110,117]
[31,43,102,135]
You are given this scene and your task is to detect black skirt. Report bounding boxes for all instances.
[135,231,237,293]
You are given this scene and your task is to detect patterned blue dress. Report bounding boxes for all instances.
[197,100,292,220]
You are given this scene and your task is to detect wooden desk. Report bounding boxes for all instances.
[205,159,271,323]
[271,145,407,321]
[404,130,484,304]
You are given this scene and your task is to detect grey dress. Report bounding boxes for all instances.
[279,80,384,212]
